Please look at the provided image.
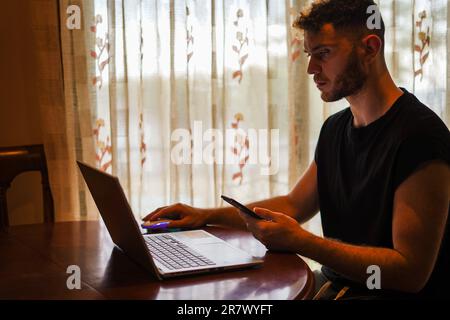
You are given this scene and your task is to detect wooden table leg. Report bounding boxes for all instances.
[0,185,9,229]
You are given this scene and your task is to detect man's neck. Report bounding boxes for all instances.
[346,71,404,128]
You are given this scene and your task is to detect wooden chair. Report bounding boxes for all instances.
[0,144,55,229]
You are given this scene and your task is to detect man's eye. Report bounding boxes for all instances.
[319,51,329,58]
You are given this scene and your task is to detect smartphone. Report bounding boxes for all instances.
[221,195,264,220]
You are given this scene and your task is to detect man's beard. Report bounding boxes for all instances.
[321,48,367,102]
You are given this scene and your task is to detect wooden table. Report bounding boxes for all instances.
[0,222,314,300]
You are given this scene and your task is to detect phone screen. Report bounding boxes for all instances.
[221,195,263,220]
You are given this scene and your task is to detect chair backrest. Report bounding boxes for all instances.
[0,144,55,229]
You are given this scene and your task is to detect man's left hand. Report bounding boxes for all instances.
[239,207,309,252]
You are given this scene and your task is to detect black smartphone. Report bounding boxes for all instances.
[221,195,264,220]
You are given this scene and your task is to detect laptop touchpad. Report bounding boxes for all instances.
[196,243,248,262]
[175,230,222,245]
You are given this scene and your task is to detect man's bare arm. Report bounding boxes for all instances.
[205,161,320,229]
[292,161,449,292]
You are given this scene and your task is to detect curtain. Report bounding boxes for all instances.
[56,0,313,224]
[50,0,449,237]
[379,0,448,119]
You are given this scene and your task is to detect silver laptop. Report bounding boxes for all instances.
[77,161,263,279]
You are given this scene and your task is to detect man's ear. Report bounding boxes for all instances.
[362,34,382,62]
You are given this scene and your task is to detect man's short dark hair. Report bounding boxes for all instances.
[293,0,385,46]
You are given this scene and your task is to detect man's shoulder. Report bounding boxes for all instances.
[395,91,449,138]
[392,92,450,187]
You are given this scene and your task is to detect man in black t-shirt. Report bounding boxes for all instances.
[143,0,450,299]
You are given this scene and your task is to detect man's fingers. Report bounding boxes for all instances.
[164,219,188,228]
[152,206,182,221]
[142,206,168,221]
[143,206,180,221]
[237,211,260,224]
[253,207,280,221]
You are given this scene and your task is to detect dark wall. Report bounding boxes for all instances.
[0,0,61,225]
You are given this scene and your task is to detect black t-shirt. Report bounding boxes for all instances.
[315,88,450,298]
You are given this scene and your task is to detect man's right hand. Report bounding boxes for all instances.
[142,203,210,229]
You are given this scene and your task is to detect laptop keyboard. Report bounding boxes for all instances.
[144,234,216,270]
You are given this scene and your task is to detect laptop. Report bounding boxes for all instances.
[77,161,263,279]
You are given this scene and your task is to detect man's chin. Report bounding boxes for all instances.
[320,90,343,103]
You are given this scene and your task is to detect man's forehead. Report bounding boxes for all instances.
[303,23,342,51]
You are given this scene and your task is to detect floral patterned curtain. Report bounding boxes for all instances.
[379,0,448,119]
[53,0,448,239]
[58,0,308,223]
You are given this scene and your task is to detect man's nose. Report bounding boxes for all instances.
[307,57,321,75]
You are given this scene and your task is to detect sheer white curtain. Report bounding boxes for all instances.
[54,0,449,242]
[379,0,448,119]
[58,0,316,225]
